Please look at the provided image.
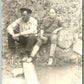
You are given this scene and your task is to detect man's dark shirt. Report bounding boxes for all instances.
[41,16,62,34]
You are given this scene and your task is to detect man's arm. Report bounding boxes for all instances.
[7,25,15,36]
[58,18,63,27]
[53,18,63,33]
[7,19,20,36]
[53,27,63,33]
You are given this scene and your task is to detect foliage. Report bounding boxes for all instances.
[2,0,82,67]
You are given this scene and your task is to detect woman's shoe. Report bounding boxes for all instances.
[47,57,54,65]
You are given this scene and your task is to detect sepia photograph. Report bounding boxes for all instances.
[2,0,82,84]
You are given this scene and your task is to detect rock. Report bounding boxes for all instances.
[73,39,82,55]
[57,29,74,49]
[12,68,24,77]
[56,47,73,60]
[23,62,39,84]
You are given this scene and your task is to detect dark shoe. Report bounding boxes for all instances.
[26,51,31,57]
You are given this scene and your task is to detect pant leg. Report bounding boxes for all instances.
[30,36,48,57]
[8,33,16,49]
[50,34,57,44]
[26,35,37,52]
[19,36,27,47]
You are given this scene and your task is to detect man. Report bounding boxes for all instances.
[28,8,63,65]
[7,8,37,56]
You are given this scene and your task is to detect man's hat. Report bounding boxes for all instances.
[20,8,32,14]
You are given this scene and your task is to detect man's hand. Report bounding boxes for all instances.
[12,33,20,40]
[40,35,48,40]
[12,33,21,38]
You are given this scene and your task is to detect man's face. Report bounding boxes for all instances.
[21,11,30,22]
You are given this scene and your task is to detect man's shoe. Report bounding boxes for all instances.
[27,57,33,63]
[22,56,34,63]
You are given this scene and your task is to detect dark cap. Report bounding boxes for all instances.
[20,8,32,14]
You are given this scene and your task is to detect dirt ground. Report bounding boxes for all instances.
[2,57,82,84]
[36,65,82,84]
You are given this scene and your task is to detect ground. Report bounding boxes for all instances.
[2,52,82,84]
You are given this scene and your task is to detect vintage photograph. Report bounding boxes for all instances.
[2,0,82,84]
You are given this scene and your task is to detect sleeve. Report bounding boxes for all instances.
[40,18,47,30]
[7,19,20,35]
[58,19,63,27]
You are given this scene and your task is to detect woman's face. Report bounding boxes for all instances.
[49,9,56,19]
